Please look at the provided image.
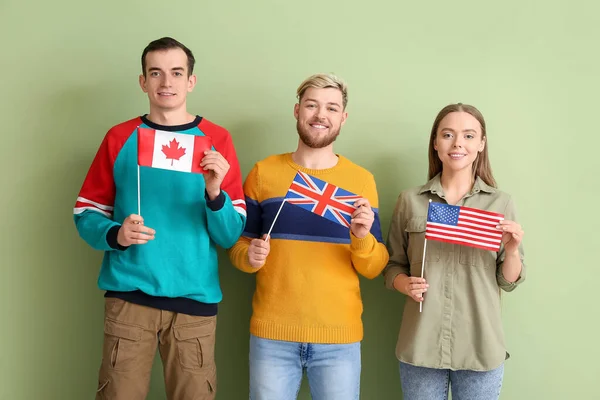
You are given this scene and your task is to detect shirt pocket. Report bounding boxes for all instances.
[405,217,440,269]
[459,245,497,268]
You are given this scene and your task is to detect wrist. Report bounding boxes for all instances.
[206,189,220,201]
[351,230,367,239]
[393,274,407,293]
[504,248,520,258]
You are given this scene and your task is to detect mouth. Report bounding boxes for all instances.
[448,153,467,160]
[309,123,329,130]
[158,92,176,97]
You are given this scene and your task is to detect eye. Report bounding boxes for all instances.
[306,104,316,108]
[466,134,475,139]
[174,72,183,76]
[328,107,338,112]
[442,132,452,138]
[150,71,160,77]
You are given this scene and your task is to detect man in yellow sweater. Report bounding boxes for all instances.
[228,73,389,400]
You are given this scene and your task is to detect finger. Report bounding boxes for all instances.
[129,232,155,241]
[200,154,227,166]
[137,226,156,235]
[499,225,520,234]
[251,247,268,256]
[411,289,428,297]
[351,209,373,219]
[496,220,520,229]
[261,234,270,242]
[130,226,156,235]
[351,218,373,226]
[250,257,266,266]
[410,282,429,289]
[497,219,516,225]
[353,198,371,209]
[200,157,227,168]
[127,214,144,224]
[200,162,221,170]
[202,163,228,176]
[252,239,270,248]
[409,277,427,284]
[412,294,424,302]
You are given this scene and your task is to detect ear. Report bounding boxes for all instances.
[139,74,148,93]
[293,103,300,120]
[187,74,197,92]
[340,110,348,127]
[433,137,438,151]
[479,135,486,152]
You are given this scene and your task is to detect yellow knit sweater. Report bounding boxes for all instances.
[228,153,389,343]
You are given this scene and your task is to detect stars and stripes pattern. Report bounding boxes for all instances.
[425,202,504,251]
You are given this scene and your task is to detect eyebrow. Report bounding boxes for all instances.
[147,67,186,72]
[304,98,342,108]
[440,127,478,133]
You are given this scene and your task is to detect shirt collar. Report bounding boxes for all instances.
[418,173,496,196]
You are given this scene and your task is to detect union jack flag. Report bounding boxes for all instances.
[284,171,361,228]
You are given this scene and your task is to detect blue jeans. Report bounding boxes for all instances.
[249,334,361,400]
[399,362,504,400]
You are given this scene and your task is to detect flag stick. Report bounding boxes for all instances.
[420,199,432,313]
[137,164,141,216]
[419,238,427,313]
[265,199,286,240]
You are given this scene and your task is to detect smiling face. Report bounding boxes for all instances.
[139,48,196,114]
[433,111,486,174]
[294,87,347,149]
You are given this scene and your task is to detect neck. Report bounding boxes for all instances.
[146,106,194,126]
[440,168,475,204]
[292,141,338,170]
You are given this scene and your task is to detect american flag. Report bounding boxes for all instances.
[284,171,361,228]
[425,202,504,251]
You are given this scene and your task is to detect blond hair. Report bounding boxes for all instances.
[296,73,348,109]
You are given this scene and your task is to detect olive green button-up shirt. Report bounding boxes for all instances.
[383,174,526,371]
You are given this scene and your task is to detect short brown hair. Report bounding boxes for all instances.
[141,37,195,77]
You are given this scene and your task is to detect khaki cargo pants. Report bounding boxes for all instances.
[96,297,217,400]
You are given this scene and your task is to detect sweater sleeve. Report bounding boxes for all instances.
[204,130,246,249]
[228,164,263,273]
[382,192,410,289]
[350,173,390,279]
[496,195,526,292]
[73,128,124,251]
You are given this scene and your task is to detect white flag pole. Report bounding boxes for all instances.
[136,126,141,217]
[420,199,432,313]
[137,164,141,216]
[419,238,428,313]
[265,199,286,241]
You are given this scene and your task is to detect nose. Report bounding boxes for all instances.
[316,106,327,120]
[453,136,464,148]
[160,74,171,87]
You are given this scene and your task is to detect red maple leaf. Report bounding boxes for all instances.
[162,138,187,166]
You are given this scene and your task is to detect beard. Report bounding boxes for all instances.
[296,120,340,149]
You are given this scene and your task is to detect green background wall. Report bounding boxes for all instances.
[1,0,598,398]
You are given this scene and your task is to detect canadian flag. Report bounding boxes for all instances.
[137,127,212,173]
